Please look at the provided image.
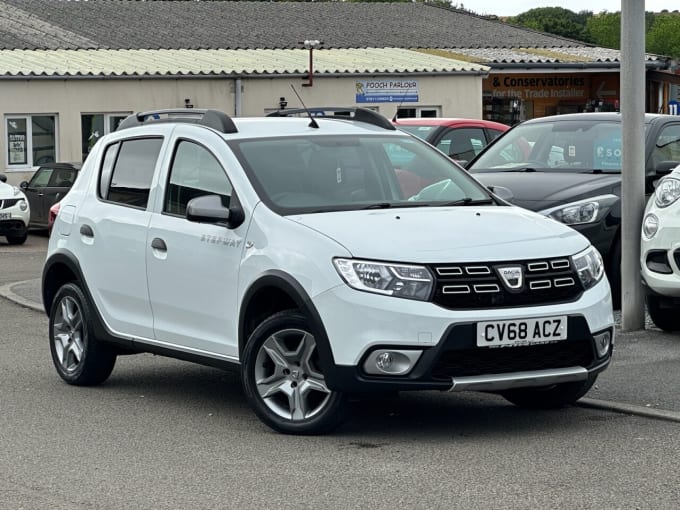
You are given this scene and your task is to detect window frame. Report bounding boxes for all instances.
[5,114,59,170]
[81,112,131,161]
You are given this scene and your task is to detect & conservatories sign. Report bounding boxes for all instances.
[355,79,419,103]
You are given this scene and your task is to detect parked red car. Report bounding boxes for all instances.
[393,118,509,166]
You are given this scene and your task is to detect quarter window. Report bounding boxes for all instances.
[165,140,231,216]
[6,115,58,168]
[102,138,162,209]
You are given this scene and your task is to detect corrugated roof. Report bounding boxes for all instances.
[0,48,490,78]
[448,46,664,65]
[0,0,587,50]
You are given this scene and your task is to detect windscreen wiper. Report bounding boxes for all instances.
[442,198,494,206]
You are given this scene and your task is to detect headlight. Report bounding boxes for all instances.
[572,246,604,290]
[333,258,434,300]
[655,177,680,208]
[540,194,618,226]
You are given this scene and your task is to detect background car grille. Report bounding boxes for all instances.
[428,257,583,309]
[430,340,594,379]
[0,198,21,210]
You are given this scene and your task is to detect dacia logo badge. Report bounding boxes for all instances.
[497,265,523,290]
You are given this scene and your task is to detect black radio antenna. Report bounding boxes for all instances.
[392,87,411,123]
[290,84,319,128]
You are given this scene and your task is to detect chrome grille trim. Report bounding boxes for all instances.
[436,267,463,276]
[527,262,549,272]
[551,259,570,270]
[554,277,576,287]
[529,280,552,290]
[442,285,471,294]
[465,266,491,275]
[473,284,500,293]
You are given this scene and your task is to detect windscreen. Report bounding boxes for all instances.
[231,134,492,213]
[469,120,625,173]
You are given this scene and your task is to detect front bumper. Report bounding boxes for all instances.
[0,201,29,236]
[641,203,680,297]
[313,278,614,392]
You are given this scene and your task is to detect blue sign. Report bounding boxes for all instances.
[669,100,679,116]
[355,79,419,103]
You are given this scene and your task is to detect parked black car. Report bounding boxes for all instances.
[467,112,680,307]
[20,162,81,229]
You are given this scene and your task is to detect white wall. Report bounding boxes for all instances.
[0,74,482,184]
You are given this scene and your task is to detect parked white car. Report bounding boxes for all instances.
[0,174,30,245]
[42,108,614,434]
[641,163,680,330]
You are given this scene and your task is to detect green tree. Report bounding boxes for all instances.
[585,11,620,49]
[647,14,680,57]
[508,7,593,42]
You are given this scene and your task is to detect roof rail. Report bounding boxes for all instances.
[267,107,396,131]
[117,109,238,134]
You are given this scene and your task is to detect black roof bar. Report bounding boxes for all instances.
[267,107,396,131]
[117,109,238,134]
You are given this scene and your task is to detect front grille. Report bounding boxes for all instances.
[429,257,583,309]
[430,340,594,379]
[0,198,21,210]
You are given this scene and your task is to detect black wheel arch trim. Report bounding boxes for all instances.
[239,270,340,387]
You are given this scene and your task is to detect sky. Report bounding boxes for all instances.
[471,1,679,16]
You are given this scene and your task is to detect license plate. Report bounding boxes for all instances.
[477,316,567,347]
[0,212,10,220]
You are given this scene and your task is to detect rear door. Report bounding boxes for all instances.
[44,166,78,212]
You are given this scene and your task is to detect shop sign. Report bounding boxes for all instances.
[355,79,418,103]
[487,75,587,101]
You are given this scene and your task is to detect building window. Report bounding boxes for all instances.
[396,107,439,119]
[6,115,57,168]
[81,113,130,161]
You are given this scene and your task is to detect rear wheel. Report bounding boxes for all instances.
[242,311,347,435]
[49,282,116,385]
[501,375,597,409]
[647,295,680,332]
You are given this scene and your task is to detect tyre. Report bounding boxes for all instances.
[49,282,116,386]
[241,310,347,435]
[6,232,27,245]
[647,295,680,332]
[500,375,597,409]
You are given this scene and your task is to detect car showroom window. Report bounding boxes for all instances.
[164,140,232,216]
[81,113,130,161]
[5,115,57,168]
[103,138,163,209]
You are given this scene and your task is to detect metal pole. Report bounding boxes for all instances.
[620,0,646,330]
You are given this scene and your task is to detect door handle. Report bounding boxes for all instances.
[151,238,167,251]
[80,224,94,237]
[55,193,61,201]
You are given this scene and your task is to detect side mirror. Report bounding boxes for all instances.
[20,181,29,189]
[655,160,679,177]
[186,194,244,229]
[0,174,6,183]
[488,185,514,203]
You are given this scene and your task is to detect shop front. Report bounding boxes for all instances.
[483,72,620,124]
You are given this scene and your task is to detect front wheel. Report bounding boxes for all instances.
[6,232,27,245]
[500,375,597,409]
[647,295,680,332]
[242,311,347,435]
[49,282,116,385]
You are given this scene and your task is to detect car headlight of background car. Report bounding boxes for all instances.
[572,246,605,290]
[540,194,619,226]
[654,177,680,208]
[333,258,434,300]
[11,186,28,211]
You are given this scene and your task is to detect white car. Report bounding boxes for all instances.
[0,174,30,245]
[641,164,680,330]
[42,108,614,434]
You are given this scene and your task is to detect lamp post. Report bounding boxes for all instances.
[302,39,321,87]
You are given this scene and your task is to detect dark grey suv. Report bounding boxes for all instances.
[467,112,680,307]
